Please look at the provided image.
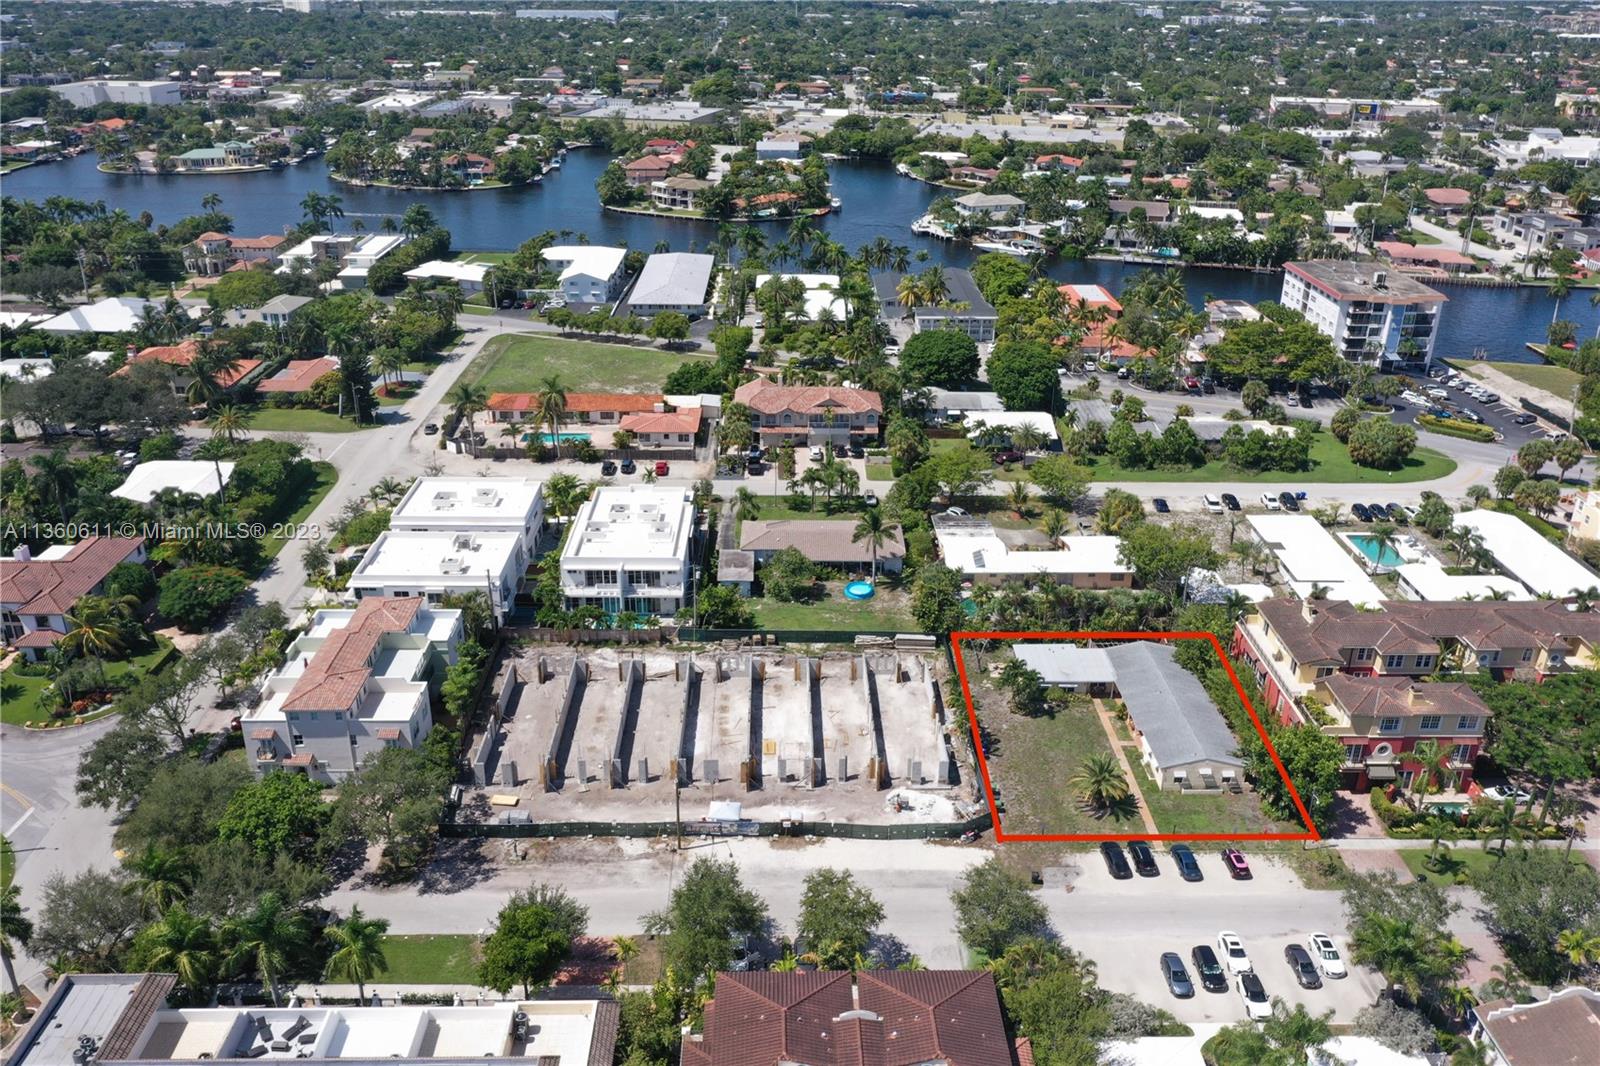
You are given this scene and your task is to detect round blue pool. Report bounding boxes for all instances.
[843,580,876,600]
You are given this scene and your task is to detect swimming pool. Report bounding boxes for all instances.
[521,431,591,445]
[1346,533,1407,567]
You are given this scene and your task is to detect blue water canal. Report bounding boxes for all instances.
[7,150,1594,362]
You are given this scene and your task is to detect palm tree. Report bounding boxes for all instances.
[1,884,33,996]
[1007,480,1031,518]
[32,449,78,522]
[1012,424,1047,454]
[1259,1000,1335,1061]
[894,274,923,315]
[533,375,569,459]
[371,347,406,392]
[322,905,390,1003]
[851,508,891,581]
[369,477,407,507]
[1348,915,1432,1001]
[1041,508,1068,542]
[1070,753,1130,812]
[444,381,488,442]
[221,892,307,1007]
[138,905,217,998]
[734,488,761,522]
[201,193,222,214]
[125,844,192,916]
[61,595,132,666]
[207,404,253,443]
[1408,738,1454,801]
[1556,928,1600,977]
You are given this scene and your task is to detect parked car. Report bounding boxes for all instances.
[1191,945,1228,992]
[1259,493,1282,511]
[1351,503,1372,522]
[849,443,865,459]
[1117,366,1131,379]
[1160,953,1195,998]
[746,460,765,475]
[1083,359,1099,373]
[1100,841,1133,880]
[600,460,617,476]
[863,491,879,507]
[809,446,824,461]
[1481,784,1533,804]
[1367,501,1389,521]
[620,458,636,475]
[1481,392,1500,403]
[1184,376,1202,392]
[1203,494,1224,515]
[654,460,670,476]
[1401,390,1427,406]
[992,449,1025,465]
[1171,844,1203,882]
[1278,492,1300,512]
[1153,497,1170,514]
[1238,973,1272,1020]
[1426,387,1449,400]
[423,423,439,435]
[1128,840,1159,877]
[1220,848,1252,880]
[1459,409,1485,424]
[1284,944,1323,989]
[1220,493,1240,512]
[1513,414,1538,426]
[942,506,969,518]
[1202,380,1217,394]
[1306,933,1347,978]
[1386,503,1409,522]
[1216,931,1252,975]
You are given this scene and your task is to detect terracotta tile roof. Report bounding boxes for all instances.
[624,156,672,172]
[488,392,663,415]
[255,357,338,393]
[283,753,315,766]
[281,597,422,713]
[249,728,278,740]
[1322,674,1490,720]
[620,408,702,435]
[740,519,905,564]
[12,629,65,648]
[1254,597,1600,663]
[733,378,882,417]
[1425,187,1473,207]
[0,536,145,615]
[858,970,1015,1066]
[120,341,258,387]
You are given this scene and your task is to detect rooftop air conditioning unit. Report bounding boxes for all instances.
[1372,270,1389,290]
[440,556,467,574]
[452,534,476,551]
[472,487,500,504]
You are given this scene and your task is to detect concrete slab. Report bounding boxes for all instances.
[869,656,954,788]
[760,657,819,786]
[816,658,877,787]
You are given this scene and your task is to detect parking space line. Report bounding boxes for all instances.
[6,806,35,836]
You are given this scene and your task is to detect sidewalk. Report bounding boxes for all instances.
[1091,698,1159,834]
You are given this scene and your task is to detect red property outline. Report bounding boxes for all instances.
[952,631,1321,842]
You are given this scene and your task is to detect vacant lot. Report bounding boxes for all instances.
[1455,357,1584,399]
[1128,759,1298,837]
[1082,432,1456,484]
[464,333,699,393]
[378,934,481,984]
[748,581,915,632]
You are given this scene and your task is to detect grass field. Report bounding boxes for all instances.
[748,582,914,632]
[1081,433,1456,484]
[464,333,697,393]
[263,462,337,559]
[1,637,175,727]
[377,934,481,984]
[1454,358,1584,398]
[1399,844,1592,886]
[1128,759,1296,836]
[247,409,373,433]
[1,836,13,888]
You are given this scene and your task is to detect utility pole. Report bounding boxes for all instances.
[76,249,90,300]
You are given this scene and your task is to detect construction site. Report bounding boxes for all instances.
[460,648,971,826]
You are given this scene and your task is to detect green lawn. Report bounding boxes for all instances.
[1453,358,1584,398]
[1,637,176,727]
[462,305,496,316]
[248,409,374,433]
[1128,758,1299,837]
[377,934,481,984]
[748,583,914,632]
[1399,845,1592,886]
[263,462,337,559]
[1082,433,1456,484]
[463,333,698,393]
[1,836,14,888]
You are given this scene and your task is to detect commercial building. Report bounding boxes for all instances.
[112,461,236,504]
[7,973,618,1066]
[559,486,696,618]
[515,8,619,22]
[246,598,462,782]
[1491,128,1600,168]
[934,517,1132,589]
[872,269,997,342]
[1015,642,1245,790]
[1280,260,1446,367]
[626,252,714,316]
[1,537,148,660]
[391,476,545,556]
[541,245,629,304]
[349,530,528,622]
[560,98,725,129]
[1267,95,1442,120]
[1454,509,1600,600]
[732,378,883,446]
[681,970,1022,1066]
[1246,514,1386,608]
[50,79,182,108]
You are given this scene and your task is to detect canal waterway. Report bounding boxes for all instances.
[6,150,1593,362]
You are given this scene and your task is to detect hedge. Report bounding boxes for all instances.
[1417,414,1496,442]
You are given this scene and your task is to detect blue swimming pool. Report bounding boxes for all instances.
[1347,534,1406,567]
[521,431,591,445]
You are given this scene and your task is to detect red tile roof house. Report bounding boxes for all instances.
[254,357,339,395]
[183,231,287,276]
[1375,241,1477,276]
[1423,187,1473,214]
[1032,154,1083,172]
[733,378,882,445]
[1,536,147,661]
[680,970,1031,1066]
[116,340,261,397]
[487,392,666,425]
[618,406,703,449]
[624,154,673,186]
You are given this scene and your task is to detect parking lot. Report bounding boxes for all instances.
[1046,848,1382,1024]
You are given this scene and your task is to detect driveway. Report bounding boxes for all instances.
[1047,852,1382,1023]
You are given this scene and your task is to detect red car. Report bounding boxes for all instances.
[654,460,670,476]
[1184,376,1202,392]
[1220,847,1252,880]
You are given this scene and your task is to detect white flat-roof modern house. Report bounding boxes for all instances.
[245,598,462,783]
[349,530,528,621]
[1246,514,1386,607]
[935,519,1132,589]
[275,233,409,291]
[1454,509,1600,600]
[112,461,236,504]
[391,477,545,556]
[559,486,695,618]
[627,252,714,316]
[542,245,629,304]
[403,259,490,293]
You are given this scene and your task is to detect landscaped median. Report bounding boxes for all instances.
[1416,413,1497,442]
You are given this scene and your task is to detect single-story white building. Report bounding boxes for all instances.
[935,520,1131,589]
[403,259,490,293]
[1454,509,1600,600]
[112,461,236,504]
[1246,514,1385,608]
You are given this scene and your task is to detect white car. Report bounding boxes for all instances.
[1238,973,1272,1020]
[1203,494,1224,515]
[1401,391,1427,406]
[1481,784,1533,804]
[1259,492,1282,511]
[809,446,824,461]
[1083,359,1099,373]
[1306,933,1347,978]
[1216,931,1252,975]
[1426,387,1449,400]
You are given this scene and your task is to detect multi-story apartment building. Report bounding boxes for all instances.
[391,477,545,557]
[1234,598,1600,791]
[246,598,462,783]
[559,486,696,618]
[731,378,882,447]
[541,245,629,303]
[1280,260,1446,367]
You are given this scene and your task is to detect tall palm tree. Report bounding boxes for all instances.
[1,884,33,997]
[125,844,192,916]
[221,892,307,1007]
[371,347,406,391]
[1259,1000,1335,1061]
[322,905,390,1003]
[734,488,761,522]
[31,450,77,522]
[207,404,253,444]
[1408,738,1454,800]
[894,274,923,315]
[61,596,132,666]
[201,193,222,214]
[445,381,489,443]
[1070,753,1130,812]
[533,374,569,459]
[138,905,217,998]
[851,508,891,581]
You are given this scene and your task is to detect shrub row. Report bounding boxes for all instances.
[1417,414,1496,442]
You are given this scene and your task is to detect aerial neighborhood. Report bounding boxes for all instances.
[5,4,1600,1066]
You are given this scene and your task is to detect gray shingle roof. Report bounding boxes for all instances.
[628,252,714,308]
[1105,643,1243,768]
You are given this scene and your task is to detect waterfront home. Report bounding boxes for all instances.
[275,233,409,291]
[1375,242,1477,276]
[623,155,673,185]
[871,269,996,342]
[403,259,489,293]
[184,231,286,276]
[1,536,148,660]
[732,378,882,446]
[541,245,629,303]
[650,174,715,212]
[174,140,258,171]
[1031,153,1083,172]
[952,192,1024,220]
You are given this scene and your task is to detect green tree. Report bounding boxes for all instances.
[643,858,767,978]
[899,330,980,389]
[1249,725,1343,832]
[217,771,330,861]
[950,859,1051,958]
[1096,489,1146,534]
[1494,463,1526,499]
[761,546,817,603]
[1029,455,1092,509]
[322,905,389,1002]
[796,869,885,970]
[221,892,307,1006]
[1,884,33,997]
[156,565,249,632]
[1346,418,1418,470]
[1070,752,1130,812]
[911,563,965,637]
[1475,849,1600,983]
[988,939,1110,1066]
[132,904,216,999]
[885,414,931,475]
[851,509,892,581]
[479,902,573,998]
[1117,523,1220,601]
[331,748,449,871]
[694,584,754,628]
[123,844,192,917]
[1330,405,1361,443]
[986,340,1062,412]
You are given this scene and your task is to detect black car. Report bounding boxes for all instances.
[849,443,865,459]
[620,458,637,475]
[1128,840,1159,877]
[1100,841,1133,880]
[1278,492,1300,512]
[1351,503,1372,522]
[1284,944,1323,989]
[746,460,765,475]
[600,460,617,476]
[1513,413,1537,426]
[1385,503,1409,523]
[1170,844,1203,882]
[1203,380,1217,394]
[1190,945,1228,992]
[423,423,439,435]
[1160,952,1195,998]
[1220,493,1241,512]
[1153,497,1171,514]
[1368,501,1388,520]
